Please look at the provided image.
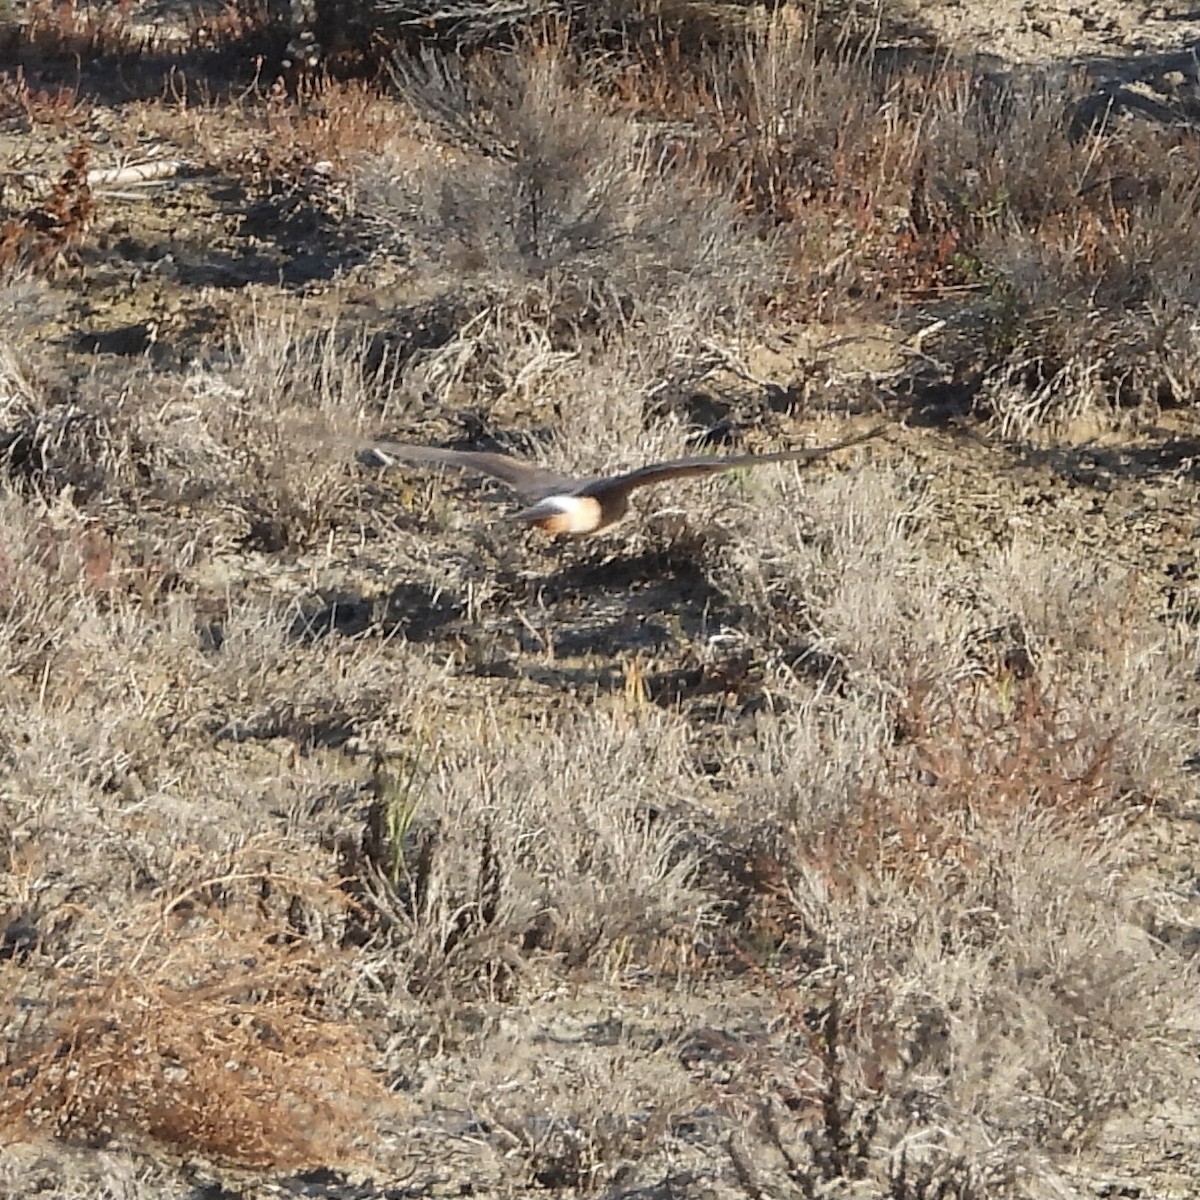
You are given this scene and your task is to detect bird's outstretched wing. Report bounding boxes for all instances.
[360,441,578,502]
[586,424,888,499]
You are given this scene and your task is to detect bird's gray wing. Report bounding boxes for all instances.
[587,424,888,498]
[359,442,578,502]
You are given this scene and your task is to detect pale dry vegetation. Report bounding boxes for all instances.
[711,467,1197,1184]
[371,43,772,333]
[1,5,1199,1200]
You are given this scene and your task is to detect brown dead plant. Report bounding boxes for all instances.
[808,673,1128,898]
[0,141,95,277]
[0,896,387,1170]
[0,68,85,132]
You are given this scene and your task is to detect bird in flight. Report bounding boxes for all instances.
[359,424,887,537]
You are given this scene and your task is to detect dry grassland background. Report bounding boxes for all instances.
[1,1,1200,1197]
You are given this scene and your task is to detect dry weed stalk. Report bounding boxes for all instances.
[227,75,424,185]
[0,69,85,132]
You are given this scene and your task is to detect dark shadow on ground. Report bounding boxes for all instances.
[892,372,984,428]
[493,651,762,712]
[0,28,292,107]
[291,582,467,643]
[1069,42,1200,136]
[76,179,373,292]
[1013,431,1200,487]
[534,546,727,606]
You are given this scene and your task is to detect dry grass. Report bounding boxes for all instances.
[595,18,1200,428]
[1,934,385,1170]
[341,706,717,998]
[0,7,1198,1198]
[703,461,1198,1188]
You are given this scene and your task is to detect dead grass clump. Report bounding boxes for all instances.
[0,0,144,59]
[722,988,983,1200]
[0,936,384,1169]
[191,592,423,752]
[718,463,964,685]
[0,271,55,341]
[973,175,1200,433]
[0,536,403,1169]
[0,488,147,683]
[818,697,1182,1114]
[0,347,167,507]
[195,310,390,549]
[0,312,380,558]
[890,67,1200,428]
[0,376,136,529]
[0,525,432,969]
[832,675,1126,896]
[223,73,428,184]
[721,464,1193,791]
[0,68,86,132]
[610,21,951,317]
[975,541,1195,798]
[481,1052,694,1193]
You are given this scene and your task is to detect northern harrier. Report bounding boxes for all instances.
[359,425,886,537]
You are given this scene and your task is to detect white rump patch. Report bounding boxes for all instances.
[515,493,603,533]
[541,495,589,515]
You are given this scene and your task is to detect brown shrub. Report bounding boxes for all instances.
[808,674,1125,900]
[1,934,385,1169]
[0,142,95,277]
